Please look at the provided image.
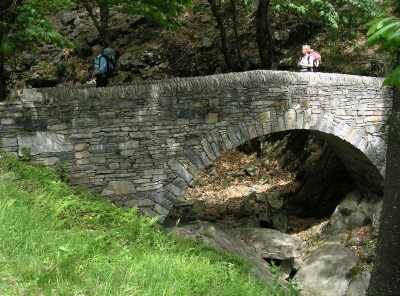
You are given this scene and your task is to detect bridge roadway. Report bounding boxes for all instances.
[0,70,392,223]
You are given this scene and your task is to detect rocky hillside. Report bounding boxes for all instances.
[5,0,391,94]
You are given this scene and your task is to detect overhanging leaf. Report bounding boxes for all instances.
[0,43,14,56]
[373,22,400,47]
[366,18,393,37]
[384,28,400,49]
[367,18,400,48]
[382,66,400,89]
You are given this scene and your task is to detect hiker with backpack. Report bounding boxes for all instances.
[92,45,109,87]
[92,45,118,87]
[298,45,322,72]
[298,45,314,72]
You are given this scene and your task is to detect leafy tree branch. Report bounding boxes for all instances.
[366,17,400,88]
[0,0,75,100]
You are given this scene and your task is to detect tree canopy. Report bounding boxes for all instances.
[0,0,75,100]
[0,0,74,56]
[274,0,381,28]
[71,0,192,47]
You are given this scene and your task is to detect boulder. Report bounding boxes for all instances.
[266,191,283,212]
[165,221,287,285]
[239,228,304,260]
[325,191,381,235]
[271,210,288,232]
[294,236,359,296]
[238,200,253,218]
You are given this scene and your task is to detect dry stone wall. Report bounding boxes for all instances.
[0,70,392,223]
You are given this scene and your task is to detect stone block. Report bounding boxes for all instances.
[205,113,218,124]
[17,132,73,155]
[109,181,136,194]
[1,137,17,147]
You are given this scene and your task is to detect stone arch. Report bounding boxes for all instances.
[0,70,391,223]
[161,116,385,222]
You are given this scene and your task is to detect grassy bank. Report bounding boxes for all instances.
[0,151,298,295]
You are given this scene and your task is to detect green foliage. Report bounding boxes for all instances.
[55,162,71,182]
[367,18,400,50]
[118,0,193,26]
[0,0,75,56]
[0,0,75,100]
[20,146,32,162]
[346,264,363,280]
[202,230,214,238]
[0,151,299,295]
[366,17,400,88]
[114,147,121,155]
[255,0,381,29]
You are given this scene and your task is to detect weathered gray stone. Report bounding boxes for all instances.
[266,191,283,211]
[125,199,155,208]
[108,181,136,194]
[244,165,258,176]
[295,240,358,296]
[168,158,194,184]
[270,210,288,232]
[257,211,269,224]
[192,199,206,214]
[150,192,173,210]
[238,201,253,218]
[345,271,371,296]
[237,216,260,228]
[17,132,73,155]
[1,137,18,147]
[239,228,303,260]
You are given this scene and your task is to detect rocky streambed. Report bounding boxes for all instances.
[163,131,382,296]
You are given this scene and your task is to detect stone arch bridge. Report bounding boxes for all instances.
[0,70,391,223]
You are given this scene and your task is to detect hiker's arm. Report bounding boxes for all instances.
[92,70,103,78]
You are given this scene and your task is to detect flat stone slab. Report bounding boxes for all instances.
[239,228,304,260]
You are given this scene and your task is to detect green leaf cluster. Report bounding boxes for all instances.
[251,0,381,29]
[282,0,380,28]
[366,17,400,88]
[0,0,75,57]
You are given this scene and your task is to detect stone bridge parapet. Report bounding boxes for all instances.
[0,70,392,223]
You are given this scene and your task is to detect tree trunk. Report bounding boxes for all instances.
[207,0,240,71]
[256,0,274,69]
[230,0,243,66]
[367,69,400,294]
[99,4,113,47]
[81,1,113,47]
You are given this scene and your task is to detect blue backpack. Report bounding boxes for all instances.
[101,48,118,78]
